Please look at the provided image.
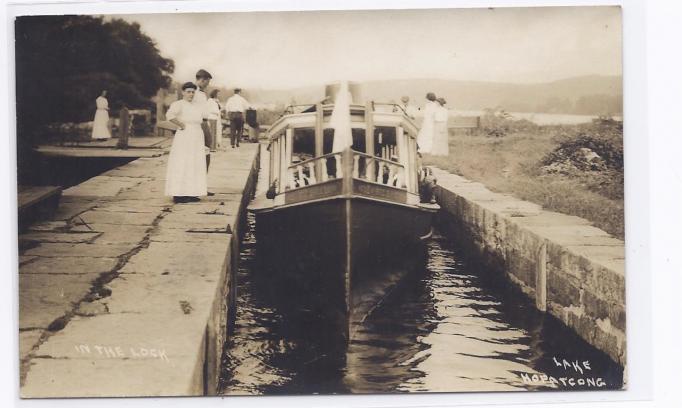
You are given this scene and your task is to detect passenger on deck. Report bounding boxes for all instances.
[393,96,417,119]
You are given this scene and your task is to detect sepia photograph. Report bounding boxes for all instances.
[12,3,627,400]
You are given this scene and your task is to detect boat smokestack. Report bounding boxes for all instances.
[325,82,362,104]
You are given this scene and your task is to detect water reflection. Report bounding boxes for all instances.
[219,218,623,395]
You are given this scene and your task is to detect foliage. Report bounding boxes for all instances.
[256,107,285,126]
[478,108,539,138]
[15,15,174,146]
[423,121,624,239]
[543,120,624,171]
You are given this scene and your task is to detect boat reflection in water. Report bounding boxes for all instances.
[249,82,438,347]
[219,217,624,395]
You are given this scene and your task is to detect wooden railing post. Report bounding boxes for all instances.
[314,103,324,181]
[342,149,354,195]
[117,106,130,149]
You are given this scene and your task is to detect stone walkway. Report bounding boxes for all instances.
[19,144,259,397]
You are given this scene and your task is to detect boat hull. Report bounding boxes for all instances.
[253,195,435,346]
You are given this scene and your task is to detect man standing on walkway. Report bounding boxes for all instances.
[224,88,251,148]
[194,69,213,169]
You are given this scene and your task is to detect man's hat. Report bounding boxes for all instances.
[195,69,212,79]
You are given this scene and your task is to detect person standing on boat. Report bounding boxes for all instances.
[207,89,222,150]
[431,97,450,156]
[194,69,213,169]
[417,92,438,154]
[164,82,208,203]
[393,95,417,119]
[224,88,251,148]
[91,90,111,140]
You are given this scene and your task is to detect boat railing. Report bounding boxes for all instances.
[286,152,345,190]
[285,150,407,191]
[351,151,407,189]
[281,104,317,116]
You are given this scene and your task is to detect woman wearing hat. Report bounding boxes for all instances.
[432,97,450,156]
[164,82,208,203]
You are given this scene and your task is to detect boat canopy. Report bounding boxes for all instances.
[266,102,422,200]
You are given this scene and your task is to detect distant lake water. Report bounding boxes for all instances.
[392,106,622,126]
[450,110,622,126]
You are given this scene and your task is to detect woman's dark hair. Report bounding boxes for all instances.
[426,92,436,101]
[209,89,220,98]
[182,82,197,91]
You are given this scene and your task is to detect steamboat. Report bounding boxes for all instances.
[249,82,439,344]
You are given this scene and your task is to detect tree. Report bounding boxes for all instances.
[15,15,174,145]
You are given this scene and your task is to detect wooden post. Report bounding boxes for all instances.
[365,102,374,156]
[117,106,130,149]
[279,137,286,193]
[314,103,324,181]
[342,148,354,195]
[156,88,166,123]
[535,242,548,312]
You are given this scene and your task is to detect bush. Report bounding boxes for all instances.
[478,108,539,138]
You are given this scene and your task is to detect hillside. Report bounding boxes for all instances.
[170,75,622,116]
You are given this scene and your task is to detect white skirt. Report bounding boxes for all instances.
[431,121,450,156]
[164,124,208,197]
[92,109,111,139]
[417,121,434,154]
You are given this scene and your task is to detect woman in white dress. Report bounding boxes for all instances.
[206,89,222,149]
[165,82,208,203]
[432,97,450,156]
[417,92,437,154]
[91,90,111,140]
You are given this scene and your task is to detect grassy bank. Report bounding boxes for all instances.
[423,122,625,239]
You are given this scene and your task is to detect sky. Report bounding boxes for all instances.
[118,6,622,89]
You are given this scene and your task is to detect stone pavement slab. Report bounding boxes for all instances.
[19,256,119,275]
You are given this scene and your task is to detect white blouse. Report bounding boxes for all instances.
[206,98,221,120]
[434,105,449,123]
[166,100,206,126]
[96,96,108,110]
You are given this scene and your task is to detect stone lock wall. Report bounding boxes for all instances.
[432,168,626,367]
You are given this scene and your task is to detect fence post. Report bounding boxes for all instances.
[117,106,130,149]
[535,241,548,312]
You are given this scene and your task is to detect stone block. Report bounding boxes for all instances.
[23,243,135,258]
[78,210,159,226]
[20,256,118,275]
[582,289,610,321]
[88,225,150,245]
[19,273,98,329]
[505,248,536,289]
[63,176,143,197]
[586,264,626,305]
[52,200,98,221]
[19,232,101,244]
[118,241,228,276]
[19,330,43,361]
[159,212,231,230]
[547,269,581,307]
